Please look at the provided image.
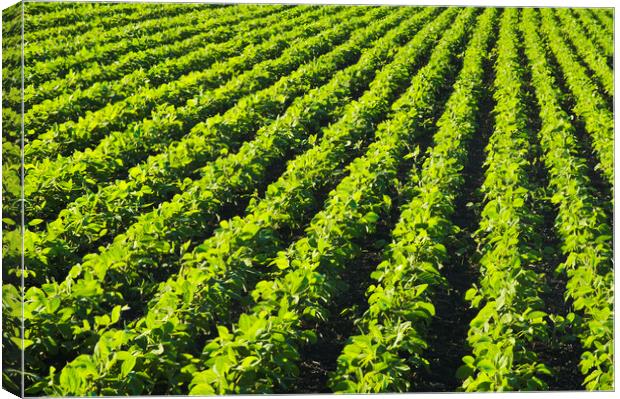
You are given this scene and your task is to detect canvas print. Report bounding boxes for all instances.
[0,0,614,396]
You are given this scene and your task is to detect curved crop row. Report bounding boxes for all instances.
[2,4,201,81]
[521,8,614,391]
[23,6,356,223]
[21,5,285,113]
[540,9,613,187]
[23,5,315,155]
[572,9,613,59]
[16,6,415,285]
[330,8,496,393]
[3,4,217,71]
[21,5,293,137]
[17,7,395,391]
[45,10,446,394]
[554,9,613,96]
[24,1,84,15]
[459,9,550,392]
[24,2,165,32]
[3,2,139,43]
[589,9,613,37]
[187,8,476,395]
[23,3,203,49]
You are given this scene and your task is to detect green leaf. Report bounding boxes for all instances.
[2,218,15,226]
[456,364,473,380]
[190,383,216,395]
[111,305,122,324]
[417,301,435,317]
[240,356,258,369]
[364,211,380,224]
[95,314,111,328]
[465,288,477,301]
[121,357,136,378]
[59,366,80,393]
[273,257,289,270]
[526,310,547,320]
[10,337,34,349]
[477,359,495,373]
[301,330,317,344]
[382,195,392,208]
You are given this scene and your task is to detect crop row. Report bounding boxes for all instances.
[10,5,261,109]
[21,5,285,110]
[539,9,614,187]
[1,3,24,393]
[25,3,204,45]
[16,6,400,393]
[188,9,477,393]
[3,4,213,71]
[13,6,425,291]
[4,2,139,41]
[25,2,167,32]
[11,6,390,283]
[20,5,290,138]
[521,8,614,390]
[572,9,613,60]
[592,9,613,34]
[22,5,351,224]
[3,4,614,394]
[20,5,295,145]
[330,7,495,393]
[8,20,378,376]
[1,2,22,227]
[24,7,455,395]
[459,9,550,391]
[554,9,613,97]
[22,1,80,15]
[3,6,333,285]
[2,4,201,80]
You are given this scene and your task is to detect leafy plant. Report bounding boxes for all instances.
[521,8,613,390]
[331,7,496,393]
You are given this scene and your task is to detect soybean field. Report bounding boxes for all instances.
[1,2,614,395]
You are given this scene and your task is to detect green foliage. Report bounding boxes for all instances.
[38,7,435,395]
[16,6,372,286]
[554,9,613,96]
[22,9,386,394]
[21,6,290,135]
[4,4,613,395]
[186,5,469,393]
[331,7,497,393]
[4,3,198,71]
[521,8,613,391]
[572,9,613,59]
[460,9,551,392]
[23,6,347,222]
[539,9,613,187]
